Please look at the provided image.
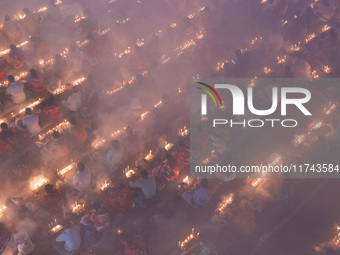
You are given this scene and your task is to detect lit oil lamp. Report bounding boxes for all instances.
[145,150,154,161]
[72,201,85,214]
[311,70,320,79]
[264,67,272,74]
[38,120,70,141]
[136,38,144,47]
[50,224,63,234]
[124,166,135,178]
[291,42,301,51]
[57,162,75,176]
[323,65,332,74]
[140,111,149,120]
[217,194,234,214]
[178,126,189,136]
[178,228,200,250]
[92,137,106,149]
[164,141,174,151]
[334,226,340,247]
[249,77,257,87]
[100,180,112,191]
[31,178,48,191]
[154,100,162,108]
[19,98,43,114]
[292,134,305,146]
[324,102,338,115]
[305,33,316,44]
[170,23,177,28]
[277,55,286,64]
[310,121,323,131]
[322,24,331,32]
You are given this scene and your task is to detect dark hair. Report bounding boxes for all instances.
[93,202,101,211]
[7,75,15,83]
[23,8,30,14]
[25,108,32,115]
[45,184,54,194]
[140,170,148,179]
[30,69,38,78]
[1,123,8,130]
[52,131,60,139]
[69,116,77,125]
[10,44,16,51]
[77,162,85,172]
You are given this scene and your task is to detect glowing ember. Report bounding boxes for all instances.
[292,134,305,146]
[72,201,85,214]
[30,177,48,191]
[145,150,153,161]
[140,111,149,120]
[312,70,320,79]
[323,65,332,74]
[164,141,174,151]
[57,162,75,176]
[38,120,70,141]
[92,137,106,149]
[291,42,301,51]
[217,194,234,214]
[50,225,63,234]
[322,24,331,32]
[154,100,162,108]
[178,126,189,136]
[324,102,338,115]
[136,38,144,47]
[310,121,323,130]
[178,228,200,250]
[305,33,316,44]
[264,67,272,74]
[277,55,286,64]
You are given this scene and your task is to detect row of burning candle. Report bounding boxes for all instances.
[106,6,207,95]
[178,228,200,250]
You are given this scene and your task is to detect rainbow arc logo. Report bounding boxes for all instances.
[196,82,223,111]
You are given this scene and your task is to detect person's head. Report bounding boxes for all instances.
[234,49,242,59]
[23,8,30,15]
[1,123,8,130]
[45,184,54,194]
[201,178,208,188]
[111,140,120,149]
[55,54,62,61]
[77,162,85,172]
[30,69,38,78]
[126,126,133,136]
[72,86,79,93]
[140,170,149,180]
[69,116,77,125]
[52,131,60,139]
[9,44,17,51]
[7,75,15,83]
[4,15,10,22]
[25,108,32,115]
[93,202,101,212]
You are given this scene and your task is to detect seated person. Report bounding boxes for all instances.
[184,179,211,207]
[62,87,82,112]
[42,94,61,122]
[104,184,133,213]
[99,140,124,169]
[52,220,81,255]
[6,75,26,104]
[22,108,41,134]
[81,202,110,232]
[152,153,177,182]
[38,184,65,214]
[28,69,46,93]
[65,162,91,196]
[9,44,25,70]
[130,170,156,199]
[43,131,70,159]
[68,117,87,144]
[0,122,18,144]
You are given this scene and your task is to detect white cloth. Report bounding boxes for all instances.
[56,225,81,252]
[7,82,26,104]
[63,92,82,112]
[73,170,91,192]
[23,115,41,134]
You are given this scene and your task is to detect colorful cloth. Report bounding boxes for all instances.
[38,190,64,213]
[105,187,133,213]
[29,74,46,92]
[152,160,175,183]
[89,211,110,232]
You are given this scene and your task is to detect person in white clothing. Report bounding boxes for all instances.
[62,87,82,112]
[22,108,41,134]
[6,75,26,104]
[99,140,124,170]
[52,221,81,255]
[66,162,91,197]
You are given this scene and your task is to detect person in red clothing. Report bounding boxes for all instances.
[38,184,65,215]
[28,69,46,93]
[42,94,61,122]
[9,44,25,70]
[81,202,110,232]
[119,237,151,255]
[104,184,133,213]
